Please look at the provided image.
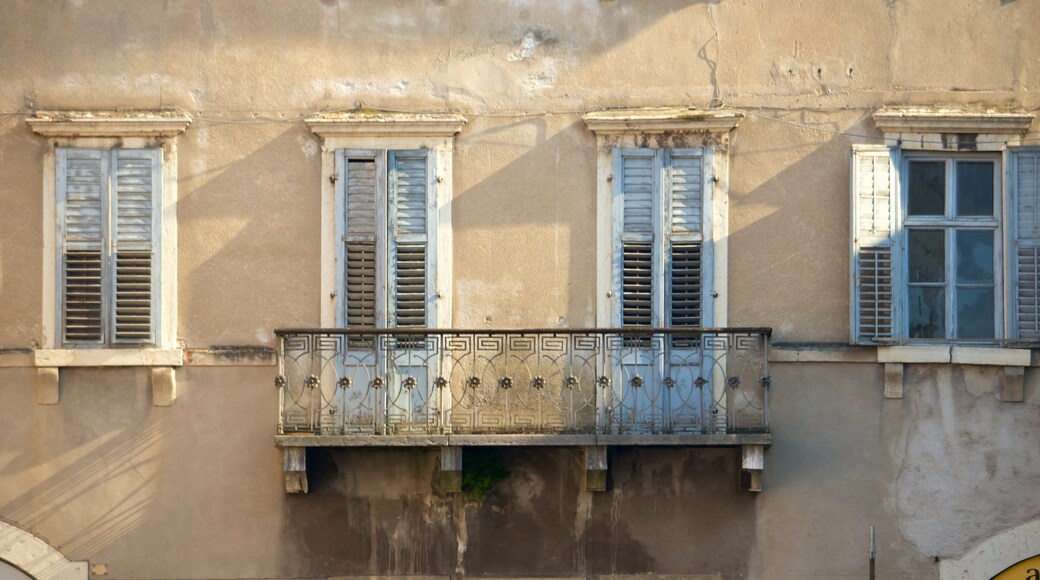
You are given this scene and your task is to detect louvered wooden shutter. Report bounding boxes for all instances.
[388,150,430,328]
[344,158,378,328]
[615,150,657,328]
[111,149,160,344]
[1013,150,1040,339]
[851,147,897,342]
[58,149,107,344]
[666,152,704,329]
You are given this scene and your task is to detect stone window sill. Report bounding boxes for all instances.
[876,345,1031,366]
[33,348,184,368]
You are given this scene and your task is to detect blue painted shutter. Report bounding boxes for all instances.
[388,150,430,328]
[111,149,160,344]
[617,150,656,328]
[58,148,106,344]
[344,158,378,328]
[852,148,897,342]
[1013,150,1040,339]
[666,151,704,329]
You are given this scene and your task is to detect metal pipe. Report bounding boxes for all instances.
[869,526,876,580]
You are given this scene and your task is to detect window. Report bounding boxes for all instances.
[307,112,463,330]
[611,148,713,330]
[336,149,437,329]
[851,147,1040,342]
[57,148,162,346]
[307,112,462,433]
[585,108,739,433]
[28,111,187,361]
[583,108,739,333]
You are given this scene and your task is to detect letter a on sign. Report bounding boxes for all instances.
[991,555,1040,579]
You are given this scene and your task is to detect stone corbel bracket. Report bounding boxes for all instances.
[741,445,765,492]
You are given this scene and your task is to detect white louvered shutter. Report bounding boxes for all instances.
[666,151,704,330]
[388,150,430,328]
[851,147,897,342]
[615,149,657,328]
[344,157,379,328]
[58,149,107,344]
[1013,150,1040,339]
[111,149,161,344]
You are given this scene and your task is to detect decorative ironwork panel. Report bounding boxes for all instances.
[275,327,770,437]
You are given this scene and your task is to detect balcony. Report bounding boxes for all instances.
[274,327,772,492]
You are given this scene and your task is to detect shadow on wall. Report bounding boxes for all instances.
[281,446,754,578]
[176,123,322,343]
[727,114,860,340]
[451,118,597,327]
[0,368,167,559]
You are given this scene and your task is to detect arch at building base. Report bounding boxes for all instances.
[941,519,1040,580]
[0,521,87,580]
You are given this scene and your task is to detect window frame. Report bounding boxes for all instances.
[55,147,164,347]
[306,112,464,331]
[583,111,739,331]
[851,106,1036,346]
[609,146,715,330]
[28,112,188,363]
[899,152,1004,341]
[333,148,440,329]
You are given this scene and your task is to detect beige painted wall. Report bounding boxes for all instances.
[1,0,1037,346]
[1,1,1039,579]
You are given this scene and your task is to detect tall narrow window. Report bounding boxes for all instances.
[336,149,436,330]
[57,148,161,346]
[612,148,712,331]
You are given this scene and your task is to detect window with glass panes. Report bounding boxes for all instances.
[903,156,1000,339]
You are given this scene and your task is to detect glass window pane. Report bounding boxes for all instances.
[908,161,945,216]
[908,229,945,283]
[957,287,995,339]
[956,162,994,217]
[955,230,994,284]
[909,286,945,339]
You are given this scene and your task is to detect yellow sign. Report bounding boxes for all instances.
[993,554,1040,580]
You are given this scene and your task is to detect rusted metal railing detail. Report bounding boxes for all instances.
[275,328,770,436]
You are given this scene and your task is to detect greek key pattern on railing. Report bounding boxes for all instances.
[275,328,770,436]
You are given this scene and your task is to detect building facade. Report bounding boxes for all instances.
[1,1,1039,579]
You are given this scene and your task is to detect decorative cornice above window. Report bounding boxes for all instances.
[27,110,192,137]
[306,110,467,138]
[583,107,744,135]
[872,107,1033,135]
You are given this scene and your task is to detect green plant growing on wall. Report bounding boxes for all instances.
[461,448,510,503]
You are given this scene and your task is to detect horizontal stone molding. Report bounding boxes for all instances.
[306,110,467,137]
[873,107,1033,134]
[770,343,878,363]
[877,345,952,364]
[951,346,1032,367]
[184,346,276,366]
[583,107,744,134]
[771,343,1037,366]
[27,110,191,137]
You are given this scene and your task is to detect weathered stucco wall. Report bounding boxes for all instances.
[2,0,1039,345]
[1,1,1040,579]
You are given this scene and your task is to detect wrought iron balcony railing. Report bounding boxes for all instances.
[275,327,771,438]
